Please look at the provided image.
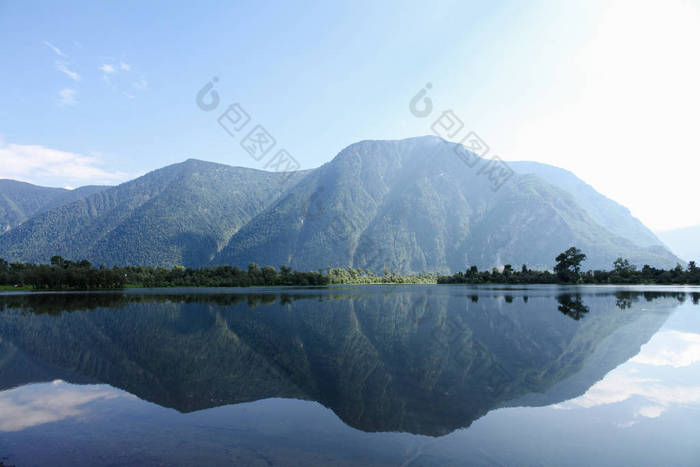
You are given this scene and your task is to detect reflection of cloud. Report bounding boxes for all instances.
[0,381,119,432]
[560,371,700,430]
[558,326,700,428]
[631,331,700,368]
[567,370,700,410]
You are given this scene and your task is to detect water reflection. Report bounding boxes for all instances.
[1,286,696,439]
[557,293,590,319]
[0,381,122,432]
[557,308,700,428]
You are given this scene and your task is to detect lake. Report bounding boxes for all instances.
[0,285,699,466]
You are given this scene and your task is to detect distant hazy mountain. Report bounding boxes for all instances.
[0,137,680,270]
[0,160,306,267]
[0,179,108,233]
[656,225,700,262]
[215,137,679,271]
[509,162,663,248]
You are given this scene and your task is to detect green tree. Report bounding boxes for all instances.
[554,247,587,282]
[613,257,636,275]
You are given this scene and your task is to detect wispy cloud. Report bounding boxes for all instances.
[100,61,146,97]
[43,40,67,58]
[55,61,80,81]
[58,88,77,106]
[100,64,116,74]
[0,139,130,185]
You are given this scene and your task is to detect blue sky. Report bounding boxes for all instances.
[1,0,699,230]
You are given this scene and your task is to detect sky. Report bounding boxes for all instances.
[0,0,698,231]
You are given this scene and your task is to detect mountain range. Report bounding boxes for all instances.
[0,136,683,272]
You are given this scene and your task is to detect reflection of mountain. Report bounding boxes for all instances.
[0,288,684,436]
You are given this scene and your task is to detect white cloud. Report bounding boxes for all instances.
[55,61,80,81]
[58,88,76,106]
[43,40,67,58]
[636,405,665,419]
[100,64,116,74]
[0,139,129,185]
[99,61,145,98]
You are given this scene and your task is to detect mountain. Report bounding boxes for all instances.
[0,137,680,271]
[214,136,679,271]
[656,225,700,262]
[509,162,664,248]
[0,179,109,233]
[0,288,679,436]
[0,160,306,267]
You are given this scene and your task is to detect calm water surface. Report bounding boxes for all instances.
[0,285,699,466]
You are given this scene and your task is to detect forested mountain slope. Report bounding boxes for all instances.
[0,160,306,267]
[215,137,679,271]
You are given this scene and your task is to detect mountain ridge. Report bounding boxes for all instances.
[0,179,110,233]
[214,137,679,271]
[0,137,681,271]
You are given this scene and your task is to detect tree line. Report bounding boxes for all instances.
[438,247,700,285]
[0,256,435,290]
[1,247,698,290]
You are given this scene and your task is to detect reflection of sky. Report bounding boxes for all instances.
[555,304,700,425]
[2,298,699,466]
[0,381,124,432]
[425,302,700,466]
[631,330,700,368]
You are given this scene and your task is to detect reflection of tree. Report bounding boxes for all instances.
[2,290,698,317]
[615,292,637,310]
[0,292,359,315]
[557,294,590,320]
